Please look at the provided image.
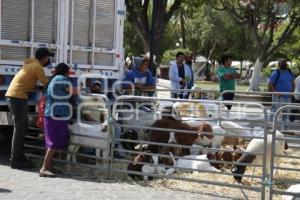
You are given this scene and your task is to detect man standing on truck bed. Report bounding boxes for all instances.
[5,48,54,169]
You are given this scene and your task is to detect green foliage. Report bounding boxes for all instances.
[273,27,300,61]
[182,4,256,60]
[123,21,144,57]
[262,59,300,78]
[262,65,273,78]
[161,48,191,64]
[290,59,300,76]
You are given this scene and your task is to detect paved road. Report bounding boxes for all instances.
[0,80,255,200]
[0,136,229,200]
[0,164,226,200]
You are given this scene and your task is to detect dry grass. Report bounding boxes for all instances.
[33,146,299,199]
[109,148,300,200]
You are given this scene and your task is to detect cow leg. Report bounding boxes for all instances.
[251,167,256,182]
[95,148,101,167]
[67,144,76,162]
[72,145,80,163]
[102,149,109,167]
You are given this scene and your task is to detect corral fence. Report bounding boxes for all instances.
[110,95,269,200]
[269,105,300,200]
[25,93,112,177]
[22,89,300,199]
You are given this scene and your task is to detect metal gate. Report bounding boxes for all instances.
[110,95,270,199]
[269,105,300,200]
[22,90,300,199]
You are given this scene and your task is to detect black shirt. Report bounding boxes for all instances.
[177,64,185,88]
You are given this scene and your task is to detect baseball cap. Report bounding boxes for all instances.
[92,80,102,87]
[35,48,55,60]
[278,58,287,65]
[133,57,149,70]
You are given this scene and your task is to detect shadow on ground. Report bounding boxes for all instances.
[0,188,12,193]
[0,126,244,200]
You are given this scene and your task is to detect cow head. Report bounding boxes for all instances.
[198,123,213,139]
[159,141,183,166]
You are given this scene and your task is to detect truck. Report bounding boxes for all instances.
[0,0,126,127]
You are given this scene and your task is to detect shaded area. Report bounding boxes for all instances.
[0,125,12,165]
[0,188,12,193]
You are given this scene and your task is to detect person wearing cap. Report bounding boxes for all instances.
[6,47,54,169]
[81,80,106,123]
[40,63,71,177]
[122,57,155,96]
[169,52,193,99]
[268,58,295,125]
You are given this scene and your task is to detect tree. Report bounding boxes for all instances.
[125,0,182,57]
[124,21,145,56]
[275,26,300,60]
[185,4,256,80]
[168,1,205,49]
[208,0,300,90]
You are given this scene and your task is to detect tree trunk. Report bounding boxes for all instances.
[140,34,150,53]
[249,57,265,91]
[126,0,182,58]
[180,13,186,49]
[194,42,217,81]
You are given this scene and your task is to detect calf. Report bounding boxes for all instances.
[158,141,184,167]
[231,131,287,183]
[214,147,244,169]
[164,153,222,175]
[127,151,156,180]
[67,122,109,167]
[147,118,213,155]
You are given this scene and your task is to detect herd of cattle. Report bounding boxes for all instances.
[113,102,287,183]
[65,100,300,198]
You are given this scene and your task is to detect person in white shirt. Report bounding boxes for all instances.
[169,52,192,99]
[290,75,300,122]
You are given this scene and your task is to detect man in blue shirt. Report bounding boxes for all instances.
[268,58,295,126]
[123,57,155,96]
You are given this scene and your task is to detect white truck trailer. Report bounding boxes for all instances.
[0,0,125,125]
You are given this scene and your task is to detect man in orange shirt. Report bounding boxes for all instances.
[6,48,54,169]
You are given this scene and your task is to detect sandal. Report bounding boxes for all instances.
[39,169,56,177]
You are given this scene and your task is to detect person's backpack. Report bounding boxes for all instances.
[272,69,294,87]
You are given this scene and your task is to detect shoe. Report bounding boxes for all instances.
[39,169,56,177]
[11,159,35,169]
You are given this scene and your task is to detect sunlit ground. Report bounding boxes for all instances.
[195,81,268,92]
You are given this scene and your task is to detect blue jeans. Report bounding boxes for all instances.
[114,124,122,146]
[270,95,291,128]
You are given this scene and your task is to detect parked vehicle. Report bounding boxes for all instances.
[0,0,125,126]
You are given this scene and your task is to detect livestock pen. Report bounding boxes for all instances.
[23,89,300,200]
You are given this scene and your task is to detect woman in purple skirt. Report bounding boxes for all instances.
[40,63,71,177]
